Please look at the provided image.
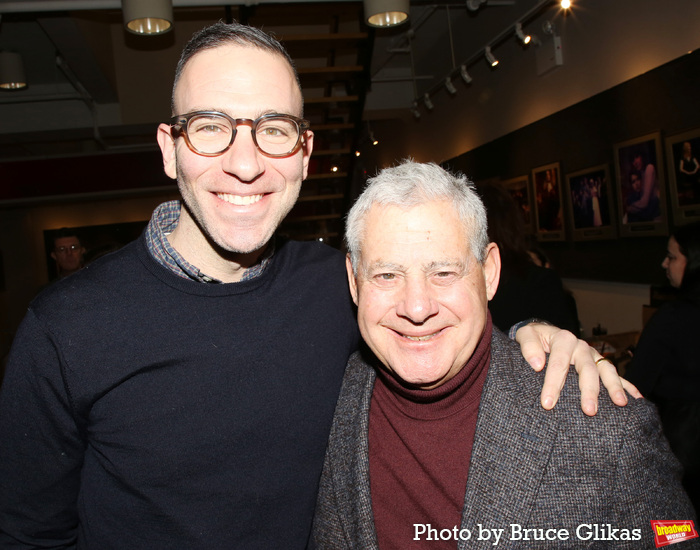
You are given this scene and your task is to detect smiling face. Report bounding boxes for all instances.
[347,200,500,390]
[157,44,313,279]
[662,236,687,289]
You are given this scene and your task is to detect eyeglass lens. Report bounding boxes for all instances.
[186,114,301,156]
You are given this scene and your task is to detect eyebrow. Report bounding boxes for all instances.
[364,259,467,273]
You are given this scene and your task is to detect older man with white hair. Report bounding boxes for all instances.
[313,160,696,550]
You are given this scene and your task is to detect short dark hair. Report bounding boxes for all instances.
[52,227,81,247]
[172,21,301,113]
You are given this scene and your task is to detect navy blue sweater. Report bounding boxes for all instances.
[0,235,359,549]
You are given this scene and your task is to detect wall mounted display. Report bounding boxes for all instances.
[564,164,616,241]
[531,162,565,241]
[501,175,534,232]
[614,132,668,237]
[665,128,700,224]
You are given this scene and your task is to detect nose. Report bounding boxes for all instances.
[395,277,439,324]
[220,123,265,183]
[661,257,669,269]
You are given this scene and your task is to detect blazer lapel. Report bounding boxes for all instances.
[460,332,559,548]
[328,353,380,549]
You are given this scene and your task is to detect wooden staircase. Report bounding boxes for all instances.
[241,2,373,249]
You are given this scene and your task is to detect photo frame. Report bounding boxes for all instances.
[531,162,565,241]
[665,128,700,224]
[500,175,534,233]
[614,132,668,237]
[564,164,616,241]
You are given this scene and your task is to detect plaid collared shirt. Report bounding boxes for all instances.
[145,200,273,283]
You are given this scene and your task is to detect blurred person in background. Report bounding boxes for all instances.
[50,227,86,280]
[478,182,580,335]
[626,222,700,513]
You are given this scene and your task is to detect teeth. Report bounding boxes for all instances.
[217,193,263,206]
[404,333,436,342]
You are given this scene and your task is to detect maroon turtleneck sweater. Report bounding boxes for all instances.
[369,316,493,550]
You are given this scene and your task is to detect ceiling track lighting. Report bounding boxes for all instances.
[484,46,499,67]
[363,0,410,28]
[515,22,531,45]
[406,0,563,118]
[459,65,472,85]
[122,0,174,35]
[410,101,421,119]
[466,0,487,12]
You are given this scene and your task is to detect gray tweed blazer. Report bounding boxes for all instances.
[313,329,698,549]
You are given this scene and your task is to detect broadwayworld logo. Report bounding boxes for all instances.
[651,520,698,547]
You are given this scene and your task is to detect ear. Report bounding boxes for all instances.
[300,130,314,180]
[345,254,359,306]
[157,123,178,180]
[483,242,501,301]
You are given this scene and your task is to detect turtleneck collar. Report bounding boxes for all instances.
[373,313,493,420]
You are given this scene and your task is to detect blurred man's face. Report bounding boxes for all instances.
[347,200,500,389]
[51,236,85,274]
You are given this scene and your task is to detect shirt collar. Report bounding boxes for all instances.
[145,200,273,283]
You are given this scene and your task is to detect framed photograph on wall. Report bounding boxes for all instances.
[531,162,565,241]
[501,175,534,232]
[614,132,668,237]
[564,164,616,241]
[665,128,700,224]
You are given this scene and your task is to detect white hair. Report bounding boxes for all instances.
[345,160,489,273]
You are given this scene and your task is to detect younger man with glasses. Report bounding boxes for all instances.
[0,21,635,549]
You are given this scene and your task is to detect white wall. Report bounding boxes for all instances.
[564,278,650,338]
[371,0,700,167]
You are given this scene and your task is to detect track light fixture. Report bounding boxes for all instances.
[459,65,472,85]
[485,46,499,67]
[466,0,487,12]
[560,0,571,9]
[423,93,434,111]
[410,101,421,119]
[444,77,457,95]
[515,22,531,45]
